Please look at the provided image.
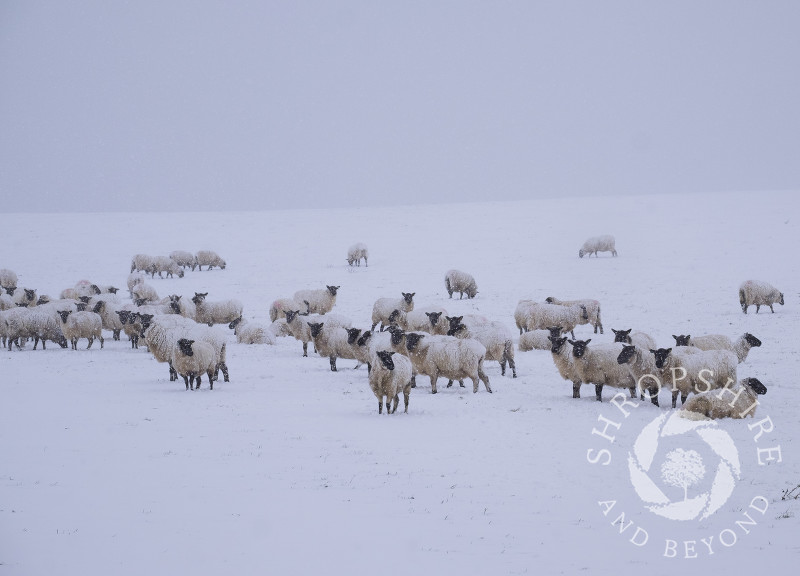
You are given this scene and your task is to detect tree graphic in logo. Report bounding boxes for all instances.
[660,448,706,502]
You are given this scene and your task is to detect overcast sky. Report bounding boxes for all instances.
[1,1,798,213]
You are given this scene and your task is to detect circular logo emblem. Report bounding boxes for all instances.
[628,412,741,521]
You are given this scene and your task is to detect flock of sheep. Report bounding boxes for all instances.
[0,236,787,419]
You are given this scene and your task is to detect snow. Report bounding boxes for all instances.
[1,191,798,574]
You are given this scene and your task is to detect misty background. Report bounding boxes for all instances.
[1,1,798,213]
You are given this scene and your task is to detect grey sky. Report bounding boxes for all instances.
[1,1,798,213]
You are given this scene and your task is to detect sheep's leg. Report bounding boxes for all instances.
[507,355,516,378]
[113,329,120,340]
[430,375,438,394]
[86,337,93,349]
[572,382,580,398]
[755,304,760,313]
[769,304,774,313]
[302,342,308,357]
[671,391,678,408]
[595,384,603,401]
[329,356,337,372]
[446,380,453,388]
[628,387,636,399]
[478,365,492,393]
[220,362,230,382]
[410,374,416,388]
[378,398,383,414]
[459,380,465,387]
[72,338,78,350]
[33,337,39,350]
[208,370,215,390]
[681,393,688,405]
[183,375,190,390]
[500,358,506,376]
[650,394,659,407]
[390,394,399,414]
[403,385,410,413]
[99,335,104,349]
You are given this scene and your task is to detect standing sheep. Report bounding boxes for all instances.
[616,345,662,406]
[149,255,185,279]
[191,292,244,327]
[369,351,413,414]
[568,339,635,401]
[612,328,656,351]
[680,378,767,420]
[548,336,583,398]
[388,307,449,335]
[546,297,603,334]
[447,316,516,378]
[404,332,492,394]
[0,269,18,290]
[130,254,155,274]
[169,250,195,269]
[57,310,104,350]
[174,338,217,390]
[650,347,738,408]
[444,269,478,299]
[294,286,340,315]
[284,310,351,357]
[671,333,761,364]
[371,292,415,331]
[739,280,784,314]
[578,235,617,258]
[347,243,369,267]
[269,298,310,322]
[307,322,361,371]
[193,250,226,271]
[516,301,582,338]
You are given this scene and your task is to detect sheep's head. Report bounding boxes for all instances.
[548,336,568,354]
[651,348,673,369]
[4,286,15,296]
[402,292,415,305]
[93,301,104,314]
[405,332,424,352]
[116,310,131,323]
[308,322,325,338]
[388,309,401,325]
[90,284,101,295]
[545,297,556,304]
[387,326,405,346]
[169,299,182,315]
[446,315,463,330]
[546,326,563,338]
[356,330,372,347]
[426,312,442,327]
[284,310,300,324]
[79,296,91,304]
[220,260,226,270]
[743,377,767,395]
[578,249,585,258]
[108,287,119,294]
[57,310,72,324]
[447,323,466,337]
[23,289,35,301]
[228,317,242,330]
[137,314,154,335]
[744,333,762,347]
[56,335,68,348]
[176,268,185,278]
[612,328,632,343]
[672,335,691,346]
[76,302,87,312]
[326,285,339,296]
[617,345,636,365]
[568,339,591,358]
[376,350,395,371]
[134,298,148,307]
[192,292,208,305]
[345,328,362,345]
[580,305,588,320]
[177,338,195,357]
[37,295,50,305]
[467,286,478,298]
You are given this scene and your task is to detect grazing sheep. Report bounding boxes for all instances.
[568,339,635,401]
[404,332,492,394]
[388,307,449,335]
[228,316,276,345]
[174,338,217,390]
[284,310,351,357]
[548,336,583,398]
[131,254,155,274]
[651,347,738,408]
[739,280,784,314]
[149,255,185,279]
[516,301,582,338]
[616,345,662,406]
[193,250,226,271]
[293,286,340,315]
[132,282,160,304]
[444,269,478,299]
[0,268,18,290]
[447,316,516,378]
[519,329,556,352]
[369,351,413,414]
[57,310,104,350]
[578,234,617,258]
[680,378,767,420]
[191,292,243,327]
[307,322,361,371]
[371,292,415,331]
[269,298,310,322]
[347,243,369,267]
[169,250,195,269]
[20,309,69,350]
[546,297,603,334]
[612,328,657,351]
[672,333,762,364]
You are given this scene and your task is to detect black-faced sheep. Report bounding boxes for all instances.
[515,301,582,338]
[228,317,276,345]
[568,339,635,401]
[169,250,195,269]
[284,310,351,357]
[174,338,217,390]
[612,328,656,351]
[308,322,361,371]
[547,297,603,334]
[446,316,516,378]
[294,286,339,315]
[616,344,662,406]
[650,347,738,408]
[404,332,491,394]
[0,269,18,290]
[371,292,415,332]
[680,377,767,420]
[57,310,104,350]
[369,351,413,414]
[671,333,761,364]
[548,336,583,398]
[269,298,310,322]
[191,292,243,327]
[739,280,784,314]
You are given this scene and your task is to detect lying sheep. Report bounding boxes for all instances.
[548,336,583,398]
[546,297,603,334]
[57,310,104,350]
[347,243,369,267]
[193,250,226,271]
[174,338,217,390]
[578,235,617,258]
[293,286,339,315]
[612,328,656,351]
[284,310,351,356]
[444,269,478,299]
[0,268,18,290]
[651,347,738,408]
[447,315,516,378]
[191,292,243,327]
[616,345,662,406]
[228,317,276,345]
[269,298,309,322]
[680,378,767,420]
[516,301,582,338]
[371,292,415,331]
[149,255,185,279]
[307,322,361,371]
[169,250,195,269]
[388,307,449,335]
[404,332,491,394]
[369,351,413,414]
[131,254,155,274]
[739,280,784,314]
[569,339,635,401]
[672,332,761,364]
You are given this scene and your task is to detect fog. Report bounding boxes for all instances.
[1,1,798,213]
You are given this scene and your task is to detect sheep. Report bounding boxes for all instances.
[270,318,293,338]
[568,339,635,401]
[371,292,415,331]
[369,351,413,414]
[293,285,340,315]
[191,292,243,327]
[269,298,310,322]
[57,310,104,350]
[447,316,516,378]
[612,328,657,351]
[388,306,449,335]
[0,294,15,311]
[193,250,226,271]
[127,272,146,298]
[616,345,663,406]
[404,332,491,394]
[680,378,767,420]
[0,268,18,290]
[1,307,31,350]
[672,333,762,364]
[228,316,276,345]
[444,269,478,299]
[19,309,68,350]
[89,299,125,340]
[347,243,369,267]
[515,301,582,338]
[284,309,351,356]
[130,253,155,274]
[578,234,617,258]
[650,347,738,409]
[6,287,37,308]
[174,338,217,390]
[739,280,784,314]
[352,327,410,373]
[169,250,195,269]
[149,255,185,279]
[546,297,603,334]
[132,282,160,304]
[307,322,361,371]
[519,329,557,352]
[548,336,583,398]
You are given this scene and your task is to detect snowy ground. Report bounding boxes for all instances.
[2,191,798,575]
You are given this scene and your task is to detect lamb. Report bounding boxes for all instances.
[546,297,603,334]
[228,316,276,345]
[284,309,351,356]
[515,301,582,338]
[404,332,491,394]
[191,292,243,327]
[447,316,516,378]
[293,286,340,315]
[57,310,104,350]
[739,280,784,314]
[371,292,415,331]
[548,336,583,398]
[616,345,663,406]
[347,243,369,267]
[369,351,413,414]
[149,255,185,279]
[568,339,635,401]
[650,347,738,408]
[131,282,160,304]
[388,307,449,335]
[130,254,155,274]
[173,338,217,390]
[269,298,310,322]
[578,234,617,258]
[193,250,226,271]
[612,328,657,351]
[307,322,361,371]
[169,250,195,269]
[671,333,762,364]
[444,269,478,299]
[680,378,768,420]
[0,268,18,290]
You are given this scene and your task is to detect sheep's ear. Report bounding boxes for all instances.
[568,339,576,345]
[585,339,591,344]
[649,349,657,355]
[612,329,619,334]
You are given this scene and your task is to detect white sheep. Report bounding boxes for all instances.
[6,287,37,308]
[174,338,218,390]
[20,309,68,350]
[127,272,146,298]
[548,336,583,398]
[193,250,226,271]
[739,280,784,314]
[284,309,351,357]
[650,347,738,408]
[191,292,243,327]
[269,297,310,322]
[616,344,663,406]
[307,321,361,371]
[169,250,195,269]
[0,293,15,311]
[519,329,556,352]
[404,332,492,394]
[132,282,160,304]
[578,234,617,258]
[516,301,582,338]
[89,298,125,340]
[347,242,369,267]
[444,269,478,299]
[369,351,413,414]
[680,378,767,420]
[612,328,657,351]
[149,255,185,279]
[568,339,635,401]
[446,315,516,378]
[228,316,276,345]
[1,307,31,350]
[167,294,197,321]
[130,254,155,274]
[0,268,18,290]
[293,286,340,315]
[388,306,449,335]
[671,332,762,364]
[352,327,408,372]
[371,292,415,331]
[546,297,603,334]
[57,310,104,350]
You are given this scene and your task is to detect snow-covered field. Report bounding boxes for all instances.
[2,191,798,575]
